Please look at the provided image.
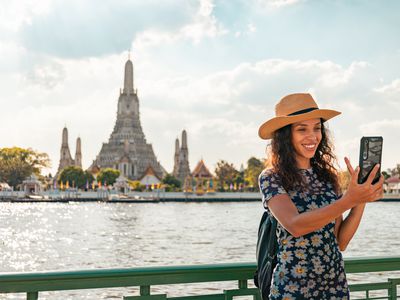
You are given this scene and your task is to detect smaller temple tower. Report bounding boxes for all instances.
[172,138,180,176]
[173,130,191,184]
[58,127,75,173]
[75,137,82,168]
[57,127,83,175]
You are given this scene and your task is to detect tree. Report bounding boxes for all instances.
[162,174,181,188]
[0,147,50,188]
[84,171,95,187]
[381,170,391,180]
[59,166,84,188]
[129,180,145,191]
[388,164,400,177]
[244,157,265,190]
[97,168,120,186]
[58,167,94,189]
[214,160,239,191]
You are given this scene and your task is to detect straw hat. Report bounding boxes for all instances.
[258,93,341,140]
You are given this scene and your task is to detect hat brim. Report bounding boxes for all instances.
[258,109,341,140]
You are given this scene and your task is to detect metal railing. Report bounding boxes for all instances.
[0,256,399,300]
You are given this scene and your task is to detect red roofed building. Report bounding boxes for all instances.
[385,175,400,194]
[187,159,215,195]
[139,165,162,186]
[192,159,213,179]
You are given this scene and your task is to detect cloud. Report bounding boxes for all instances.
[374,79,400,94]
[360,119,400,136]
[257,0,303,9]
[24,60,65,89]
[17,0,226,59]
[133,0,227,50]
[0,0,52,32]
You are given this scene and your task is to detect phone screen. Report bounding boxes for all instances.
[358,136,383,184]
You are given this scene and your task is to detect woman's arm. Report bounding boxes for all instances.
[269,193,354,237]
[268,163,382,238]
[335,203,366,251]
[335,157,370,251]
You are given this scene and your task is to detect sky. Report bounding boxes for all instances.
[0,0,400,176]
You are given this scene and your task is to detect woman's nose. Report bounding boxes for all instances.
[307,132,318,141]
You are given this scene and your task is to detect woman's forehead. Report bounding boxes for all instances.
[292,118,321,127]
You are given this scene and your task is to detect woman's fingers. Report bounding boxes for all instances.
[374,187,383,201]
[365,164,380,185]
[372,175,384,192]
[351,166,360,184]
[344,157,355,175]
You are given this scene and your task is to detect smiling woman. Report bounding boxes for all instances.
[257,93,384,300]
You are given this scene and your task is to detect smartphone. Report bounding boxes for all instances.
[358,136,383,184]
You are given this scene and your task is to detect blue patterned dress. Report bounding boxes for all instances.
[258,168,349,300]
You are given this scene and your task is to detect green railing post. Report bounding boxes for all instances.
[388,278,398,300]
[254,290,262,300]
[27,291,38,300]
[141,285,151,296]
[238,279,247,289]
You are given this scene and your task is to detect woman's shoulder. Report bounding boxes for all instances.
[258,168,287,200]
[258,168,282,184]
[259,168,276,178]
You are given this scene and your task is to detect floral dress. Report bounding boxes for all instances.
[258,168,350,300]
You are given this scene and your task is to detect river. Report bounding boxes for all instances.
[0,201,399,299]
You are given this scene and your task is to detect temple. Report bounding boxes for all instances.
[57,127,82,174]
[89,58,165,180]
[172,130,191,184]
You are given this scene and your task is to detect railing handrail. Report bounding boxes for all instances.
[0,256,399,294]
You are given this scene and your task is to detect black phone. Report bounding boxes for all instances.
[358,136,383,184]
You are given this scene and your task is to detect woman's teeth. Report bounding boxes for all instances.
[303,144,316,150]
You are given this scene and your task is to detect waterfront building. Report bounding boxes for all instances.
[385,175,400,194]
[192,159,213,179]
[57,127,82,174]
[191,159,214,194]
[172,130,191,184]
[0,182,11,191]
[89,58,165,180]
[139,166,162,186]
[22,174,42,195]
[114,175,130,194]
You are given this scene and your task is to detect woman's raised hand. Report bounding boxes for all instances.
[344,157,384,205]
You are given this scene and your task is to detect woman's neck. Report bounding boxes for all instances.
[296,157,311,169]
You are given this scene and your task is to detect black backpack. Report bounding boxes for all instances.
[254,211,279,300]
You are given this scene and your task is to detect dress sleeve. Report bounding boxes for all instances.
[258,170,288,210]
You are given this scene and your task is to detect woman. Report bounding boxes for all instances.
[258,93,383,300]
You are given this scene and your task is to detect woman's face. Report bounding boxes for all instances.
[291,118,322,166]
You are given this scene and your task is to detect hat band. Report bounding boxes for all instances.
[287,107,318,116]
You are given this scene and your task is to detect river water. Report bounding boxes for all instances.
[0,201,399,299]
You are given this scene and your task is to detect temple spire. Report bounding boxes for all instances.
[75,137,82,168]
[173,138,180,177]
[62,127,68,146]
[123,57,134,94]
[181,130,188,149]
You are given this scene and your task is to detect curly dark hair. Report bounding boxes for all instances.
[267,120,340,194]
